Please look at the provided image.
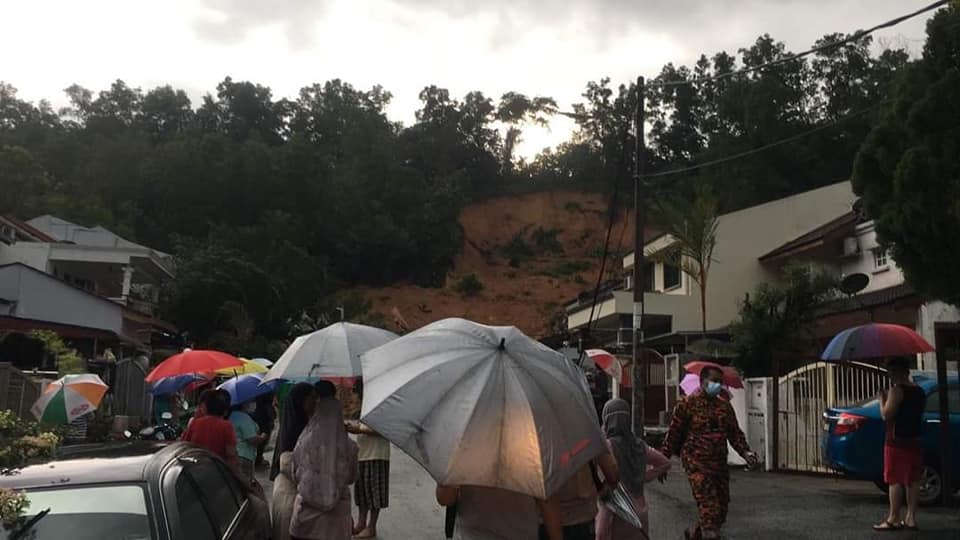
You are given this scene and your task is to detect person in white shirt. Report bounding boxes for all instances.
[346,381,391,538]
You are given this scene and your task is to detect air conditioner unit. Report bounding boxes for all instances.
[664,353,681,385]
[842,236,859,256]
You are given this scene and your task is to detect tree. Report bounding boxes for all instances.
[0,145,52,217]
[730,265,838,377]
[851,3,960,305]
[651,183,719,333]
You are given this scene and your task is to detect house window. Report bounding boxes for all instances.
[873,249,889,270]
[644,263,655,292]
[663,261,681,290]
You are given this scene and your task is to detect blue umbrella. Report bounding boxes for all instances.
[217,373,279,406]
[148,374,208,396]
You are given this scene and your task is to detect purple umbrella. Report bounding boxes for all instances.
[680,373,701,396]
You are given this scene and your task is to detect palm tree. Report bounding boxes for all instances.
[651,183,719,334]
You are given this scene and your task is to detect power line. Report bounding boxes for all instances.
[649,0,948,89]
[641,100,890,179]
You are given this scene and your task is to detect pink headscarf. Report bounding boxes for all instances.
[291,397,356,512]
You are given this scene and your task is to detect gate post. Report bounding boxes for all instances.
[771,353,781,472]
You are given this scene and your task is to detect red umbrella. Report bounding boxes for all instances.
[145,349,243,383]
[586,349,635,387]
[821,323,934,361]
[684,360,744,389]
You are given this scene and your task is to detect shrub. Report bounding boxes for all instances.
[454,273,484,296]
[543,260,592,277]
[531,227,564,255]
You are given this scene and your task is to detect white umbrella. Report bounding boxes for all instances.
[263,322,398,383]
[360,318,606,499]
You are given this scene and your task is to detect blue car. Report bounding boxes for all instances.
[822,374,959,505]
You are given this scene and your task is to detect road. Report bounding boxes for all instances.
[258,449,959,540]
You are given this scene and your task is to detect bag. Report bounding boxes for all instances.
[444,503,457,538]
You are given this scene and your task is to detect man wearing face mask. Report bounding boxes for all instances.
[230,399,268,485]
[662,366,757,540]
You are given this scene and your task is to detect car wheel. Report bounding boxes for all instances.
[919,465,942,506]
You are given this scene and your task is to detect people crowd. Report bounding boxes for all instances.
[177,364,766,539]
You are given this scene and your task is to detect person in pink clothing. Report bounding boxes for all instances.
[596,398,671,540]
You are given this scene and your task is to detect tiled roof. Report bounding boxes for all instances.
[759,212,858,262]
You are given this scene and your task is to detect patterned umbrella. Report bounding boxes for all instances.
[31,374,108,424]
[821,323,934,361]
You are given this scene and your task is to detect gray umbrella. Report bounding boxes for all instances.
[360,318,606,499]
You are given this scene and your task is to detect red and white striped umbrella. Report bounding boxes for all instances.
[586,349,632,387]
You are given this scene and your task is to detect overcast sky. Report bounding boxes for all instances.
[1,0,935,156]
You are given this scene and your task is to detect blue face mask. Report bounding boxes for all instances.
[705,381,723,396]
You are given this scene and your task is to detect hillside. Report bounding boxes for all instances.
[362,191,635,338]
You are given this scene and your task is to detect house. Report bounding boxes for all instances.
[760,205,960,372]
[565,181,859,351]
[0,216,180,360]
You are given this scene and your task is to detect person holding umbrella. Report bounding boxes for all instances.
[272,383,318,540]
[229,398,267,485]
[662,366,757,540]
[181,390,240,473]
[873,356,925,532]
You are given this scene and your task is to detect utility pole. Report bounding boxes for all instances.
[631,76,646,435]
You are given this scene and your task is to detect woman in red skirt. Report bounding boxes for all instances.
[873,357,925,532]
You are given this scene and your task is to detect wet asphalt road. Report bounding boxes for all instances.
[258,448,959,540]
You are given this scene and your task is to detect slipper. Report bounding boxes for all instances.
[872,520,903,532]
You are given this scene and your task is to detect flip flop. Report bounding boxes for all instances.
[872,520,903,532]
[901,522,920,532]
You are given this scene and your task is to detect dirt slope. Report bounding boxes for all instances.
[363,191,635,338]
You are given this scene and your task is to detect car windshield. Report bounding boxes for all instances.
[6,484,152,540]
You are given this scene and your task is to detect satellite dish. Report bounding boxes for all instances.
[840,273,869,295]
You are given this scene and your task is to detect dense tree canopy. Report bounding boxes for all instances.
[852,3,960,305]
[0,27,912,351]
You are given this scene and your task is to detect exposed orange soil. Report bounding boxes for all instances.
[360,191,636,338]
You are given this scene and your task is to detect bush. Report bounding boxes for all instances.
[501,233,534,266]
[531,227,564,255]
[454,273,484,296]
[543,260,592,277]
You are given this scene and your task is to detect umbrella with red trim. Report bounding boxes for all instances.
[586,349,633,387]
[145,349,244,383]
[683,360,743,389]
[821,323,934,361]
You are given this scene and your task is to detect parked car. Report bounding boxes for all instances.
[821,374,959,505]
[0,441,272,540]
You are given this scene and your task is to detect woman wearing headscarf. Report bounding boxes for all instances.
[596,398,671,540]
[271,383,317,540]
[289,381,359,540]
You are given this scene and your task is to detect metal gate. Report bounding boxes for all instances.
[777,361,887,473]
[0,362,42,420]
[112,356,152,420]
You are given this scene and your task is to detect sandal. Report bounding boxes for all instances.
[901,521,920,532]
[872,520,903,532]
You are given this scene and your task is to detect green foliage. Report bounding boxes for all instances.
[28,330,85,376]
[542,260,592,278]
[0,410,61,529]
[502,233,534,267]
[454,273,484,296]
[730,265,838,377]
[530,227,564,255]
[851,4,960,306]
[0,24,912,352]
[650,183,719,332]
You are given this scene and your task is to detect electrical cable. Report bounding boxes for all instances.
[640,100,890,179]
[648,0,948,88]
